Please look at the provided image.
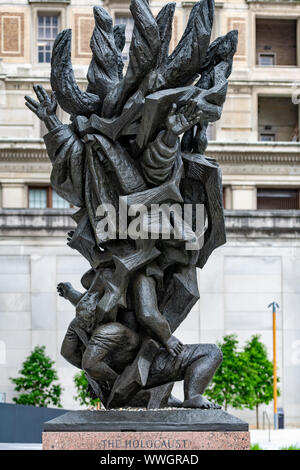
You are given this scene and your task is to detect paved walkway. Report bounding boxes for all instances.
[250,429,300,450]
[0,443,42,450]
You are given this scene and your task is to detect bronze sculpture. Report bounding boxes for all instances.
[25,0,238,410]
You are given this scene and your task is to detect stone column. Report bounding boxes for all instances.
[224,186,232,209]
[1,183,27,208]
[231,185,257,210]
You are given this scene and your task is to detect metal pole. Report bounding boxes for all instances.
[268,302,279,430]
[273,304,277,430]
[263,411,271,442]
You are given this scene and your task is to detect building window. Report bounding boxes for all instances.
[258,97,299,142]
[37,14,59,63]
[258,53,275,67]
[257,188,300,210]
[256,19,297,67]
[52,190,70,209]
[260,133,275,142]
[29,187,47,208]
[28,187,71,208]
[114,14,134,61]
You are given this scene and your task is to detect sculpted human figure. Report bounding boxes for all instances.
[57,276,223,409]
[25,0,238,409]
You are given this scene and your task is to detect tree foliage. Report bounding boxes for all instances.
[10,345,63,407]
[244,334,280,427]
[205,334,254,410]
[73,370,100,408]
[205,334,280,427]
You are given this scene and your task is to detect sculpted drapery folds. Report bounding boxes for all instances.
[25,0,237,409]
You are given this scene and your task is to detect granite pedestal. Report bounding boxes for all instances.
[42,409,250,450]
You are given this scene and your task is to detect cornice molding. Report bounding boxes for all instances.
[0,147,48,162]
[246,0,300,3]
[206,151,300,164]
[0,142,299,165]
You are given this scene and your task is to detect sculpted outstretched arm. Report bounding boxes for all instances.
[140,102,204,187]
[25,85,85,207]
[57,282,84,307]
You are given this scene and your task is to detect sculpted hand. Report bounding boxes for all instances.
[67,230,75,246]
[25,85,57,120]
[25,85,61,131]
[165,336,184,357]
[57,282,72,299]
[166,102,203,136]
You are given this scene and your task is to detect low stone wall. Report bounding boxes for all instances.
[1,208,299,238]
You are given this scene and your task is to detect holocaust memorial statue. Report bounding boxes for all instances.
[26,0,246,438]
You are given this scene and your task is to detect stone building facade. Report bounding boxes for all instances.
[0,0,300,425]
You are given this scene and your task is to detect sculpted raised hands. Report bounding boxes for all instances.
[25,85,57,119]
[166,102,203,136]
[25,85,61,131]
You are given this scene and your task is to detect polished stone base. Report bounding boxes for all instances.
[43,409,250,450]
[44,409,248,432]
[42,430,250,450]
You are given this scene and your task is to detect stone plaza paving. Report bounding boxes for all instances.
[0,442,42,450]
[250,429,300,450]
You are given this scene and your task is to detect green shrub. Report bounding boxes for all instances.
[251,443,263,450]
[205,334,280,428]
[244,335,280,428]
[73,370,100,408]
[10,345,63,407]
[205,334,255,411]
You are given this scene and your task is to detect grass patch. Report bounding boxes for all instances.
[251,443,263,450]
[279,445,300,450]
